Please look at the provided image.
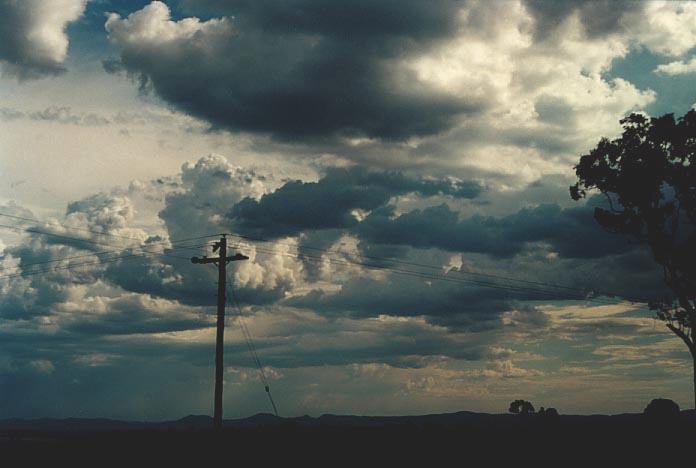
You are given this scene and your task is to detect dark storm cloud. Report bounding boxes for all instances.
[523,0,642,40]
[0,3,62,77]
[183,0,461,38]
[288,273,522,330]
[0,0,86,79]
[102,249,215,306]
[287,244,666,330]
[229,166,483,238]
[105,1,485,141]
[227,166,631,259]
[356,196,634,259]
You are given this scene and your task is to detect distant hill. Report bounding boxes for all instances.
[2,409,695,432]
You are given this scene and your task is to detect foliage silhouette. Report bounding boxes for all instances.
[509,400,535,415]
[538,407,559,419]
[571,110,696,408]
[643,398,680,421]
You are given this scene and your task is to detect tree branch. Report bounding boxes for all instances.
[666,323,695,353]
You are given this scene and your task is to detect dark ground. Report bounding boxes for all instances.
[2,411,695,465]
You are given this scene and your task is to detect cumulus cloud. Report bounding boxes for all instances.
[523,0,642,40]
[525,1,696,57]
[655,56,696,76]
[1,153,687,418]
[229,166,483,239]
[100,0,665,179]
[356,198,634,259]
[159,153,271,241]
[7,0,696,419]
[625,1,696,56]
[105,1,484,141]
[0,0,87,79]
[0,155,666,332]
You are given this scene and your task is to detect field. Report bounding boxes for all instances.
[3,411,695,464]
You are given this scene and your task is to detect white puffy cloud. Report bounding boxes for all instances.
[625,1,696,56]
[655,56,696,76]
[160,154,272,241]
[105,1,231,47]
[233,239,305,295]
[401,1,656,184]
[0,0,87,79]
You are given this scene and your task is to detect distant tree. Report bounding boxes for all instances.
[538,407,559,419]
[509,400,535,415]
[571,110,696,409]
[644,398,680,421]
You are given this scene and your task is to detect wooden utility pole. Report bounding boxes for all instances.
[191,235,248,430]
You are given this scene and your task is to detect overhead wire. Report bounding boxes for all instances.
[0,207,650,306]
[0,214,220,274]
[226,232,649,304]
[0,243,206,281]
[0,236,214,273]
[225,275,279,417]
[0,213,652,414]
[0,211,225,244]
[0,221,217,253]
[226,238,649,306]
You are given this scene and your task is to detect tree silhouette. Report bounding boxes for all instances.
[509,399,535,415]
[643,398,680,421]
[571,110,696,408]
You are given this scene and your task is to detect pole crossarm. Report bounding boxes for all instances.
[190,253,249,264]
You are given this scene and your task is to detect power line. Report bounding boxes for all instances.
[0,220,646,306]
[226,279,279,417]
[0,237,213,273]
[0,222,133,249]
[0,222,219,252]
[226,232,647,303]
[229,240,645,306]
[0,211,225,244]
[0,244,201,281]
[9,239,599,308]
[0,208,647,304]
[0,219,219,273]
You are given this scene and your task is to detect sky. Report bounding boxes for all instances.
[1,0,696,420]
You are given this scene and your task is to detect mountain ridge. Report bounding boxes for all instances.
[3,409,695,431]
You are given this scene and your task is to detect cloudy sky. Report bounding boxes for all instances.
[1,0,696,420]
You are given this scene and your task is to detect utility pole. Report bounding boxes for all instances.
[191,235,248,430]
